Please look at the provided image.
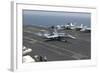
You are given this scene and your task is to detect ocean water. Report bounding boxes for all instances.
[23,10,91,28]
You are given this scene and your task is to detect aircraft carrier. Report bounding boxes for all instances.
[23,25,91,62]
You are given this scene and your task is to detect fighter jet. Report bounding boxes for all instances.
[39,27,76,42]
[65,23,75,30]
[80,26,91,32]
[75,24,84,31]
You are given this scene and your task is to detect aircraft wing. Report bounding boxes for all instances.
[44,33,59,39]
[67,34,76,39]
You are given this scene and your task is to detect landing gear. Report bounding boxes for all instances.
[61,39,67,42]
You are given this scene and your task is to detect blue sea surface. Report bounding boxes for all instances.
[23,10,91,27]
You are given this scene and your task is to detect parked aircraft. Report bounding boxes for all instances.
[80,26,91,32]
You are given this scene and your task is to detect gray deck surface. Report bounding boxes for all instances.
[23,25,91,62]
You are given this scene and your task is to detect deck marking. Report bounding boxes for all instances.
[24,36,88,60]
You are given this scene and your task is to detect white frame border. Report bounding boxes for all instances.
[11,1,97,71]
